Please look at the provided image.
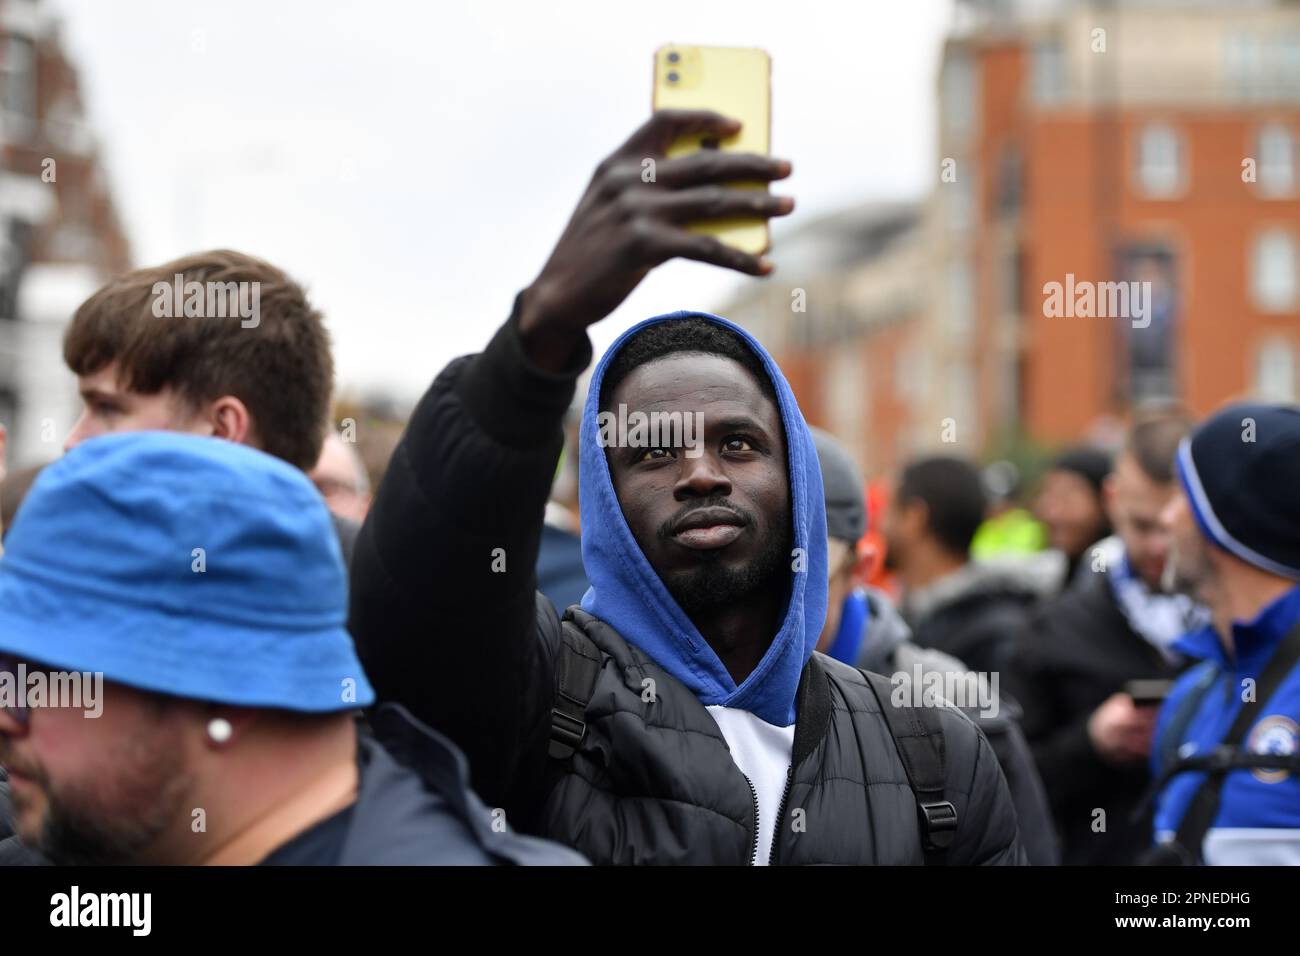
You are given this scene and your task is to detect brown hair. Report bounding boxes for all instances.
[63,250,334,471]
[1126,404,1194,484]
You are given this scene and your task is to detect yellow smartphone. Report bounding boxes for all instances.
[652,44,772,256]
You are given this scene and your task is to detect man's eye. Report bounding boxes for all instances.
[723,437,754,452]
[638,448,674,462]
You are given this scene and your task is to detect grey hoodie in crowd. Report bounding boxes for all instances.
[903,554,1064,674]
[856,587,1060,866]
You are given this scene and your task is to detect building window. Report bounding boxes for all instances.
[1002,246,1024,318]
[946,261,974,343]
[942,51,977,141]
[1224,32,1264,101]
[1251,230,1298,312]
[1278,34,1300,100]
[1135,124,1185,198]
[1257,124,1296,197]
[1254,339,1296,402]
[895,344,929,402]
[1031,39,1065,106]
[996,147,1022,216]
[825,348,865,454]
[0,35,37,122]
[946,159,975,236]
[944,363,977,441]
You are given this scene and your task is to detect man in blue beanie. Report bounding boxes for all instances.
[0,432,583,866]
[1147,403,1300,864]
[349,111,1023,864]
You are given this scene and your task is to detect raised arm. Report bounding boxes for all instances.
[348,110,795,818]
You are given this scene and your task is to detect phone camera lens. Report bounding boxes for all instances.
[667,51,680,63]
[667,71,679,83]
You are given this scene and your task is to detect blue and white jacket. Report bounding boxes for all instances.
[1151,585,1300,864]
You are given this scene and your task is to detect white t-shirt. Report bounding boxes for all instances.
[705,705,795,866]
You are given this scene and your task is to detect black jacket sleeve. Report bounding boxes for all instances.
[984,717,1061,865]
[348,303,591,821]
[1005,629,1108,811]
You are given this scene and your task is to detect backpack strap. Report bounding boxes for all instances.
[862,670,956,865]
[1155,660,1221,780]
[1166,620,1300,864]
[1129,660,1221,831]
[548,620,604,760]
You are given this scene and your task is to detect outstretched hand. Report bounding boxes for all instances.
[518,110,794,370]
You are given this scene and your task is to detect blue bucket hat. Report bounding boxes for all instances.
[0,432,374,711]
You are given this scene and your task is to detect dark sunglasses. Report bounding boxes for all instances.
[0,654,30,725]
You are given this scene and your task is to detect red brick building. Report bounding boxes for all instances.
[948,0,1300,447]
[715,201,932,478]
[722,0,1300,477]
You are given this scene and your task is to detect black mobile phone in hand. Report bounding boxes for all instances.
[1124,679,1175,707]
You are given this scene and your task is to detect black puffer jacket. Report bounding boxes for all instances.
[855,589,1059,865]
[538,607,1020,864]
[349,312,1025,865]
[0,706,584,866]
[904,559,1057,674]
[1005,561,1188,865]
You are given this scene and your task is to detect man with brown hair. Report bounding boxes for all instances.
[1006,405,1206,864]
[62,249,334,474]
[2,253,359,864]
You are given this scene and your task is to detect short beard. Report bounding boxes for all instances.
[34,741,193,866]
[660,522,791,617]
[1163,535,1218,603]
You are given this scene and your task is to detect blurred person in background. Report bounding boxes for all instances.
[885,456,1054,674]
[59,250,361,564]
[1035,446,1113,587]
[854,478,897,597]
[1006,408,1201,865]
[311,431,373,525]
[331,398,408,500]
[972,460,1046,560]
[813,429,1058,865]
[1143,404,1300,865]
[536,409,590,614]
[0,433,583,866]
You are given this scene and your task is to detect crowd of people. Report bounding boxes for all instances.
[0,109,1297,866]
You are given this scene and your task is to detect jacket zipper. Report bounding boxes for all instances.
[768,770,793,866]
[743,774,759,865]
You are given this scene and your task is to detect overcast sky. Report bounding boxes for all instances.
[50,0,954,405]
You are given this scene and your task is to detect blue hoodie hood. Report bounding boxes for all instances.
[578,310,827,727]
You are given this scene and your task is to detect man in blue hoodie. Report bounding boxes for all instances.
[349,110,1024,864]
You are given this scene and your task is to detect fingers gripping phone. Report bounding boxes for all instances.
[653,44,772,255]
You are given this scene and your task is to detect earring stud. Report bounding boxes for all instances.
[207,717,233,744]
